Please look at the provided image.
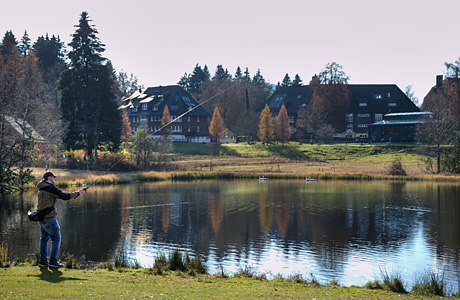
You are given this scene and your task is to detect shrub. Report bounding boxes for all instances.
[387,159,407,176]
[185,254,207,275]
[379,267,407,294]
[64,252,80,269]
[235,265,257,278]
[412,270,445,297]
[151,254,168,275]
[168,250,186,271]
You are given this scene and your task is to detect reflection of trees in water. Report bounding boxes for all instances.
[5,180,460,285]
[0,192,37,258]
[60,185,126,261]
[425,184,460,291]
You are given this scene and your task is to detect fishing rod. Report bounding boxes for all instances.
[78,80,243,193]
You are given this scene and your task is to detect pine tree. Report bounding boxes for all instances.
[59,11,121,159]
[18,30,31,56]
[235,66,242,78]
[213,65,230,82]
[276,104,291,144]
[209,106,226,141]
[0,31,19,60]
[243,67,251,82]
[281,73,292,87]
[292,74,302,86]
[258,104,275,145]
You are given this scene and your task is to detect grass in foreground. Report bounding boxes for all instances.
[0,265,439,300]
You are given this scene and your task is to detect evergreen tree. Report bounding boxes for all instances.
[235,66,242,79]
[209,106,226,141]
[258,104,275,145]
[252,69,265,86]
[292,74,302,86]
[243,67,251,82]
[18,30,31,56]
[178,64,210,94]
[59,11,121,159]
[213,64,230,82]
[281,73,292,87]
[1,31,19,60]
[33,34,66,73]
[276,104,291,144]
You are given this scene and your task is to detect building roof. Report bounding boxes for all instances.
[265,84,420,115]
[266,85,313,115]
[4,116,46,142]
[121,85,211,117]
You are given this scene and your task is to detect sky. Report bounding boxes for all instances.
[2,0,460,103]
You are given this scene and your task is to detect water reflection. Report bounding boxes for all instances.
[1,180,460,293]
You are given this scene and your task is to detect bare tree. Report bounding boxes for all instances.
[418,81,456,173]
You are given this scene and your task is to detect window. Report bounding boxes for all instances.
[358,124,368,128]
[153,106,158,111]
[151,116,153,122]
[388,103,397,107]
[388,93,391,98]
[346,113,353,122]
[197,117,200,123]
[302,103,307,107]
[171,105,179,111]
[187,116,191,122]
[197,126,200,132]
[142,103,148,110]
[175,96,178,101]
[188,126,191,132]
[347,124,353,129]
[375,113,383,122]
[359,103,367,107]
[133,107,138,112]
[289,115,295,122]
[357,113,370,118]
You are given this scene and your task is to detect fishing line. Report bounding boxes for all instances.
[82,80,243,190]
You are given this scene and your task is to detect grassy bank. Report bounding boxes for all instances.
[0,265,444,299]
[26,142,460,189]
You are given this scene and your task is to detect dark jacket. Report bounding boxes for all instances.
[37,180,80,218]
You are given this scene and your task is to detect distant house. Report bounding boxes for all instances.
[368,112,433,142]
[3,115,46,143]
[221,129,237,143]
[120,85,211,142]
[264,84,420,140]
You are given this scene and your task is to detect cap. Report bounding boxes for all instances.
[43,171,56,180]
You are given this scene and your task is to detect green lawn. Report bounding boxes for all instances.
[0,266,441,300]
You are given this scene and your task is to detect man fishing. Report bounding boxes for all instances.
[36,171,86,268]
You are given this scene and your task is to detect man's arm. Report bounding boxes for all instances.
[40,185,79,200]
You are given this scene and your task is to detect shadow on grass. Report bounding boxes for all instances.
[28,266,86,283]
[266,145,307,159]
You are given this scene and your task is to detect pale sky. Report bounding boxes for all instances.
[2,0,460,103]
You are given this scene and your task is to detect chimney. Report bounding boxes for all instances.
[436,75,443,88]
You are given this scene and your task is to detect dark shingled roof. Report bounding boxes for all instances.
[265,84,419,115]
[121,85,211,117]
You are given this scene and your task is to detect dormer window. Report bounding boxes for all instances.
[359,102,367,107]
[389,103,397,107]
[142,103,148,110]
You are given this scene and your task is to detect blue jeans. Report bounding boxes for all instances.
[39,217,61,264]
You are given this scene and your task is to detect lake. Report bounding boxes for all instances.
[1,179,459,293]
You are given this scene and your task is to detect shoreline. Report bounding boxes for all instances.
[25,168,460,191]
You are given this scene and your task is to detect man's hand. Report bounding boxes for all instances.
[78,188,87,194]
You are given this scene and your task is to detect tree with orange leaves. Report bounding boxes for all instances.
[276,104,291,145]
[209,106,226,141]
